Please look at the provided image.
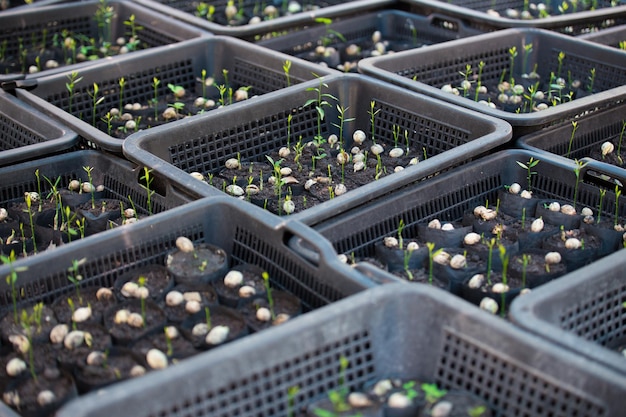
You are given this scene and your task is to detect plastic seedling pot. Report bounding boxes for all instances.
[11,36,334,154]
[510,249,626,375]
[48,283,626,417]
[122,72,511,222]
[359,27,626,138]
[0,0,208,80]
[405,0,626,35]
[134,0,395,40]
[258,9,483,72]
[0,90,77,167]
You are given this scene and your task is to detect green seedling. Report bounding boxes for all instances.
[508,46,517,84]
[65,71,83,114]
[426,242,443,286]
[19,309,37,382]
[2,251,28,323]
[88,82,105,127]
[572,159,588,210]
[421,383,446,405]
[283,59,291,87]
[23,193,37,253]
[304,74,337,145]
[566,121,579,158]
[617,120,626,165]
[498,244,510,318]
[83,165,96,209]
[262,271,275,321]
[123,13,144,43]
[474,61,485,102]
[587,68,596,94]
[515,157,540,192]
[138,275,147,327]
[368,100,381,144]
[331,104,354,149]
[152,77,161,121]
[205,306,211,329]
[486,238,497,285]
[597,188,607,224]
[67,258,87,304]
[118,77,126,113]
[140,166,155,215]
[287,386,300,417]
[614,184,622,227]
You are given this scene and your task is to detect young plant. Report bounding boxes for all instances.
[262,271,275,321]
[486,238,496,285]
[152,77,161,121]
[283,59,292,87]
[474,61,485,102]
[597,188,607,224]
[24,193,37,253]
[123,13,144,43]
[617,120,626,165]
[88,82,105,127]
[287,386,300,417]
[368,100,381,144]
[421,383,447,405]
[516,157,540,192]
[520,253,531,289]
[118,77,126,113]
[19,309,38,382]
[2,250,27,323]
[204,306,211,329]
[138,275,147,327]
[65,71,83,114]
[67,258,87,304]
[566,120,579,158]
[426,242,442,286]
[572,159,588,210]
[94,0,114,46]
[614,184,622,227]
[498,244,510,318]
[331,104,354,149]
[83,165,96,209]
[140,166,155,215]
[508,46,518,84]
[587,68,596,94]
[304,74,337,145]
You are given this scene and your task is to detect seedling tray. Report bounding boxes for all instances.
[12,36,333,154]
[517,96,626,175]
[359,27,626,137]
[510,250,626,375]
[258,9,482,71]
[48,283,626,417]
[306,149,625,260]
[405,0,626,34]
[122,73,511,221]
[580,23,626,49]
[0,90,77,167]
[134,0,394,40]
[0,0,207,79]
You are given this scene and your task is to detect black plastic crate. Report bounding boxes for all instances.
[580,23,626,49]
[0,0,207,79]
[0,90,77,167]
[258,9,483,71]
[306,149,625,259]
[517,96,626,175]
[359,27,626,137]
[46,283,626,417]
[134,0,393,40]
[122,73,511,222]
[12,36,333,154]
[510,250,626,375]
[405,0,626,34]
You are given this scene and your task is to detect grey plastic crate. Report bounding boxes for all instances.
[258,9,483,71]
[48,283,626,417]
[517,96,626,175]
[405,0,626,34]
[135,0,394,40]
[359,27,626,137]
[12,36,333,154]
[0,0,208,79]
[0,91,77,167]
[510,250,626,375]
[580,23,626,49]
[122,73,511,222]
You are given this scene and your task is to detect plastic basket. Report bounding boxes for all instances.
[0,90,77,167]
[306,149,626,259]
[0,0,208,80]
[358,27,626,137]
[134,0,394,40]
[122,73,511,222]
[11,36,333,154]
[48,283,626,417]
[579,23,626,49]
[404,0,626,35]
[510,250,626,375]
[258,9,483,71]
[517,95,626,175]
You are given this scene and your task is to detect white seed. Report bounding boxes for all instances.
[45,60,59,69]
[127,312,144,328]
[162,107,178,120]
[442,84,454,94]
[273,313,291,325]
[205,99,216,108]
[561,204,576,216]
[9,334,29,354]
[433,251,451,265]
[509,183,521,194]
[87,350,106,366]
[536,103,549,111]
[548,202,561,212]
[280,167,292,176]
[121,281,139,298]
[6,358,27,377]
[565,238,582,250]
[283,199,295,214]
[125,120,136,130]
[460,80,472,91]
[73,306,92,323]
[351,146,361,155]
[226,184,244,196]
[389,148,404,158]
[194,97,206,107]
[64,330,86,350]
[192,323,209,337]
[136,287,150,300]
[68,179,81,191]
[409,157,419,165]
[246,184,259,195]
[348,392,372,408]
[353,161,365,172]
[492,283,509,293]
[617,224,625,232]
[185,300,202,314]
[407,242,419,251]
[225,158,240,169]
[478,85,488,94]
[480,209,497,221]
[337,151,350,165]
[480,297,498,314]
[583,215,594,224]
[352,130,366,145]
[531,218,544,232]
[114,309,130,324]
[335,184,347,196]
[328,134,339,147]
[545,251,562,265]
[176,236,195,253]
[338,254,348,263]
[384,237,399,248]
[520,190,532,199]
[388,392,411,408]
[431,401,453,417]
[464,232,482,246]
[441,223,455,231]
[164,326,179,340]
[428,219,442,229]
[146,349,168,369]
[601,142,614,156]
[468,274,485,289]
[373,379,393,397]
[223,270,244,288]
[82,182,95,193]
[352,153,365,163]
[37,390,56,407]
[130,365,146,377]
[449,254,467,269]
[3,391,20,407]
[0,208,7,222]
[370,144,384,155]
[239,285,256,298]
[50,324,69,344]
[166,291,184,307]
[234,89,248,102]
[206,325,230,345]
[278,147,291,158]
[372,30,382,43]
[256,307,272,322]
[581,207,593,217]
[304,179,317,190]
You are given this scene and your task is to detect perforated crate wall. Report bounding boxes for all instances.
[52,284,626,417]
[311,149,626,257]
[580,24,626,49]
